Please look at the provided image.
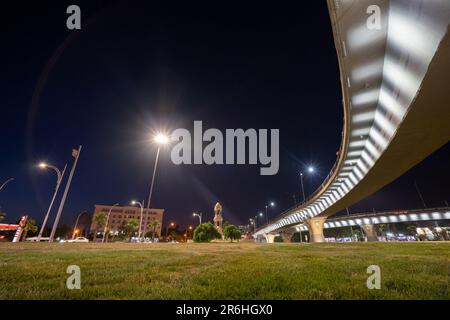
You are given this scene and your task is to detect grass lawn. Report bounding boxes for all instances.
[0,242,448,299]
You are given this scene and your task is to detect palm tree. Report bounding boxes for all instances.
[21,218,38,240]
[147,218,161,240]
[94,213,107,233]
[0,211,6,222]
[125,218,139,240]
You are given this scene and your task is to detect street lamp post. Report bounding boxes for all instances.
[0,178,14,192]
[37,163,67,242]
[250,219,256,233]
[299,166,315,203]
[299,172,306,203]
[188,225,193,239]
[166,222,175,240]
[259,212,264,226]
[131,200,144,241]
[264,202,274,224]
[193,212,202,225]
[72,211,87,239]
[49,146,82,243]
[103,203,119,243]
[144,133,169,238]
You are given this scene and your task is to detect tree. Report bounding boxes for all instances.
[22,218,38,240]
[169,230,178,241]
[147,218,161,240]
[0,210,6,222]
[406,225,417,236]
[377,224,388,236]
[224,224,241,242]
[193,222,221,243]
[94,213,107,230]
[123,218,139,240]
[274,236,283,243]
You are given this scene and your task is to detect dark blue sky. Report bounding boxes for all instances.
[1,1,449,229]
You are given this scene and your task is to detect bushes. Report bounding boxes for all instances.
[193,222,221,242]
[224,225,241,242]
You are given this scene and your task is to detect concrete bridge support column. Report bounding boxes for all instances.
[280,232,294,243]
[361,224,378,242]
[305,217,327,243]
[264,234,276,243]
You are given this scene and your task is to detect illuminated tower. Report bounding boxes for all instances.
[213,202,223,237]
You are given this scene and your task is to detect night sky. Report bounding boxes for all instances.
[1,1,449,229]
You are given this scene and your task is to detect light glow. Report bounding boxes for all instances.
[154,133,169,145]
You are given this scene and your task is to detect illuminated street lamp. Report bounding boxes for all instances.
[103,203,119,243]
[72,211,87,239]
[143,133,170,237]
[249,218,256,233]
[193,212,202,225]
[131,200,145,240]
[299,172,306,203]
[264,201,275,224]
[299,166,315,203]
[36,162,67,241]
[166,222,175,239]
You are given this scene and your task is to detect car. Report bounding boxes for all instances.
[66,237,89,243]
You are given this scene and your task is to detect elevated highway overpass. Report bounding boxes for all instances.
[263,207,450,243]
[255,0,450,242]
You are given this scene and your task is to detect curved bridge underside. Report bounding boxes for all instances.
[256,0,450,241]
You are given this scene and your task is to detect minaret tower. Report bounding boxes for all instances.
[213,202,223,237]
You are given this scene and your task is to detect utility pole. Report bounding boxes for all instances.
[49,146,82,242]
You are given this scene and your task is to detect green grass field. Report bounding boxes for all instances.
[0,242,448,299]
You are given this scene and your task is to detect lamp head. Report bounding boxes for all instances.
[154,133,169,145]
[38,162,47,169]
